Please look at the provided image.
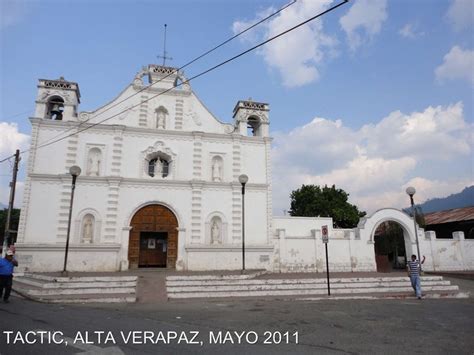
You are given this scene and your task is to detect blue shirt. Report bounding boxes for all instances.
[0,257,16,276]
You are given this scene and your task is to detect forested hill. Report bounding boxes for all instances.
[417,186,474,213]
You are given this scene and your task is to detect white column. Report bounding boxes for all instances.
[119,226,132,271]
[176,227,187,271]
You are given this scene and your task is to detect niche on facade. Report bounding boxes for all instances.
[74,209,102,244]
[205,212,228,245]
[82,214,95,243]
[46,96,65,120]
[155,106,168,130]
[211,155,224,182]
[142,141,176,179]
[86,147,102,176]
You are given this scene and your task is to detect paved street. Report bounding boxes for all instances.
[0,292,473,355]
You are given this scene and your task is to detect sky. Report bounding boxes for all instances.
[0,0,473,214]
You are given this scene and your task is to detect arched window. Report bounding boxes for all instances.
[247,116,261,136]
[148,156,170,178]
[47,96,64,120]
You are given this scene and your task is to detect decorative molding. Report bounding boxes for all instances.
[16,243,121,252]
[185,245,274,252]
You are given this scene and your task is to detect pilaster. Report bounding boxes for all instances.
[174,98,184,130]
[264,137,272,244]
[111,127,124,176]
[231,135,242,242]
[190,182,203,243]
[17,120,41,243]
[138,94,149,127]
[103,178,121,242]
[192,132,203,179]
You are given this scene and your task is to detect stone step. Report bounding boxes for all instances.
[167,285,460,299]
[15,277,136,289]
[22,273,137,283]
[166,277,445,287]
[29,293,136,304]
[166,272,266,281]
[167,280,453,293]
[14,284,136,296]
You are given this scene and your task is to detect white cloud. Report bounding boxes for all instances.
[0,122,30,207]
[446,0,474,32]
[364,102,471,160]
[435,46,474,85]
[398,23,424,39]
[339,0,388,51]
[232,0,338,87]
[272,103,473,215]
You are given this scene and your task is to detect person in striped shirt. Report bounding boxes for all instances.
[407,254,426,299]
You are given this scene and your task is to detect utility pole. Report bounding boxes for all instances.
[2,149,20,257]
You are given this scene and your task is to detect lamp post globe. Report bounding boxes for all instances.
[406,186,416,197]
[69,165,82,177]
[238,174,248,185]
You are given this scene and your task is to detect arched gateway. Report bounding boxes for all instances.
[357,208,417,272]
[128,204,179,268]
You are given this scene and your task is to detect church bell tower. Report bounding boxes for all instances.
[34,77,81,121]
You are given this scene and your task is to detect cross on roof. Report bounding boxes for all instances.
[157,24,173,66]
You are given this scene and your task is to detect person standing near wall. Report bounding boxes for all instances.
[407,254,425,299]
[0,250,18,303]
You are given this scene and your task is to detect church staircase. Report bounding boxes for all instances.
[166,274,468,300]
[12,273,137,303]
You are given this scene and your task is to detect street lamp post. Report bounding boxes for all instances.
[62,166,81,276]
[406,186,422,272]
[238,174,248,271]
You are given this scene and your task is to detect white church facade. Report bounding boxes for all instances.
[15,65,474,273]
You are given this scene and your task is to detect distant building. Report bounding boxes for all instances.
[424,206,474,239]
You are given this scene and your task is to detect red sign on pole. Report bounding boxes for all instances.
[322,225,328,243]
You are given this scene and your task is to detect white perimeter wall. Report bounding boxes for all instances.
[272,210,474,273]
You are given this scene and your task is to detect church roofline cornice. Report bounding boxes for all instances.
[28,117,270,143]
[28,173,270,190]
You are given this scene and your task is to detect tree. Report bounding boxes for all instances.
[403,205,426,228]
[289,184,366,228]
[0,208,21,246]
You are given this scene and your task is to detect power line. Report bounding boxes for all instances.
[32,0,297,151]
[0,109,33,121]
[1,0,348,163]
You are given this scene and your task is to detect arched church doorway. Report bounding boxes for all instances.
[374,221,407,272]
[128,204,178,269]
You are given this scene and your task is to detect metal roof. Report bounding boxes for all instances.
[424,206,474,225]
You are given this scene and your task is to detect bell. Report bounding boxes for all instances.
[50,103,63,120]
[51,103,62,114]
